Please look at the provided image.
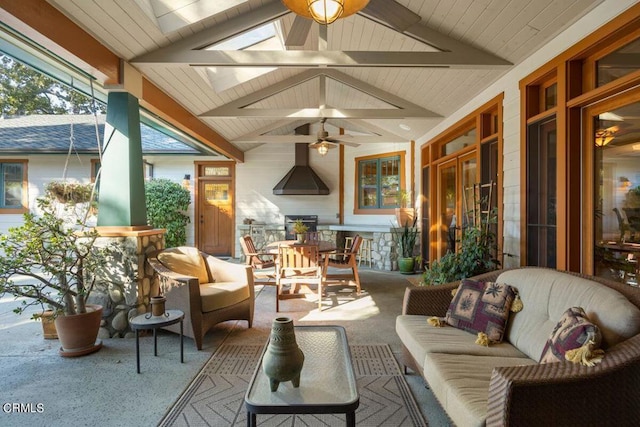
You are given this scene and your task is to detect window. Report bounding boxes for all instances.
[356,152,405,211]
[0,160,27,212]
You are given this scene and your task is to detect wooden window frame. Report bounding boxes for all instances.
[0,159,28,214]
[520,4,640,274]
[420,94,504,265]
[354,151,405,215]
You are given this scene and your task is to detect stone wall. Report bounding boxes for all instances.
[88,229,165,338]
[239,225,420,271]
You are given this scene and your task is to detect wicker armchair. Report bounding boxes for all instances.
[147,247,254,350]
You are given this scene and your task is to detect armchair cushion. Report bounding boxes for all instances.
[157,247,210,284]
[200,281,251,313]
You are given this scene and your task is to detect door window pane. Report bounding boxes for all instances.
[526,117,557,267]
[593,101,640,284]
[439,163,457,257]
[597,38,640,87]
[205,183,229,201]
[441,129,476,156]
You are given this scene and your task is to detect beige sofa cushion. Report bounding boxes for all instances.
[499,268,640,361]
[200,281,250,312]
[423,353,537,427]
[396,315,529,371]
[158,247,210,284]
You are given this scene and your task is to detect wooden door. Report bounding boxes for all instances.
[198,179,233,256]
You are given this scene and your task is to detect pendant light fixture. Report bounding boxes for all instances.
[282,0,369,25]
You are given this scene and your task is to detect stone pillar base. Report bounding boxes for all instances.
[89,228,165,338]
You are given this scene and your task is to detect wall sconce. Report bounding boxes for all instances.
[182,174,191,190]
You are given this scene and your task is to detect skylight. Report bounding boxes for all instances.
[203,23,284,93]
[136,0,248,34]
[208,23,278,51]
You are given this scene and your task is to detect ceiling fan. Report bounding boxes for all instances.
[308,118,358,155]
[283,0,421,48]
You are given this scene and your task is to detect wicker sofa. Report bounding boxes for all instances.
[396,267,640,427]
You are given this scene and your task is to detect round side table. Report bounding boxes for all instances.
[129,309,185,374]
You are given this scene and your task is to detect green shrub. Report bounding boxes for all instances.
[145,179,191,247]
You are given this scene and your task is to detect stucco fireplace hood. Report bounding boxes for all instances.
[273,143,330,195]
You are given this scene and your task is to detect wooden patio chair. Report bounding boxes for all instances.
[239,235,276,285]
[276,244,324,311]
[322,234,362,294]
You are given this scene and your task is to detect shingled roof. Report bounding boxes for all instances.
[0,115,203,155]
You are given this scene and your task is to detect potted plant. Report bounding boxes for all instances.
[422,209,504,285]
[392,218,419,274]
[0,197,108,356]
[395,189,415,227]
[293,219,308,244]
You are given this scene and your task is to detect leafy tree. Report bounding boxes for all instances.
[145,179,191,247]
[0,55,105,115]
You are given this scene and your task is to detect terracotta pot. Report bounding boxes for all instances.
[262,317,305,392]
[40,311,58,340]
[395,208,415,227]
[54,304,103,357]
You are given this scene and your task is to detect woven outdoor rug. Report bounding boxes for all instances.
[158,344,427,426]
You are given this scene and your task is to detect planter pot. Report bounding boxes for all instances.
[150,296,167,317]
[395,208,415,227]
[40,311,58,340]
[296,233,305,244]
[54,304,103,357]
[398,257,415,274]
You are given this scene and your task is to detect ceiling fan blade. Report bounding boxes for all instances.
[360,0,421,32]
[326,137,360,147]
[285,15,312,47]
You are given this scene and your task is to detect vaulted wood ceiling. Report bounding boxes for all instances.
[47,0,602,153]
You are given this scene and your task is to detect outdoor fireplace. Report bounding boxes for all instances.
[284,215,318,239]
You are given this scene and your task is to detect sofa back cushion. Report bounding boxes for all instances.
[498,268,640,361]
[158,247,210,284]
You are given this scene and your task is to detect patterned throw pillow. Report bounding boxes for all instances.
[445,279,516,343]
[539,307,602,364]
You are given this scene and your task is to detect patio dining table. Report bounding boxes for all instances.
[265,240,337,254]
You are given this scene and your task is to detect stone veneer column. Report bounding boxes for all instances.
[90,229,165,339]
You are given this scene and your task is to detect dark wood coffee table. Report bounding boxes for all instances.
[245,325,359,426]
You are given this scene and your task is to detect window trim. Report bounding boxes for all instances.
[354,151,406,215]
[0,159,28,214]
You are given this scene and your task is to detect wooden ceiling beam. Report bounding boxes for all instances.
[132,49,511,68]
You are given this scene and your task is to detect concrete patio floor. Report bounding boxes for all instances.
[0,268,450,427]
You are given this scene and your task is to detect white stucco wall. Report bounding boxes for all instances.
[413,0,638,268]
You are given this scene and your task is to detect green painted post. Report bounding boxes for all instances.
[97,92,148,227]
